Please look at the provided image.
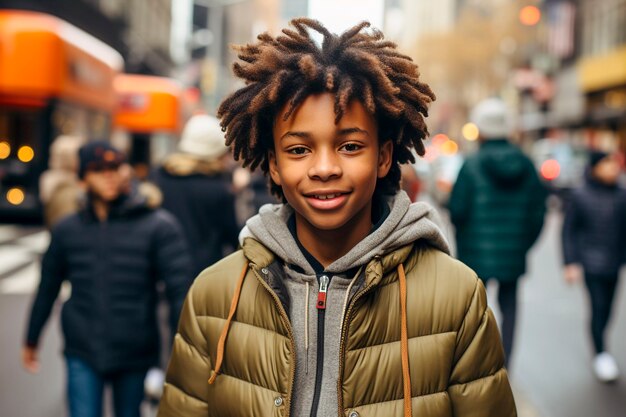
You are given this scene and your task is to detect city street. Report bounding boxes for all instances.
[508,209,626,417]
[0,208,625,417]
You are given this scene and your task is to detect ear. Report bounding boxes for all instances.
[377,140,393,178]
[268,150,282,186]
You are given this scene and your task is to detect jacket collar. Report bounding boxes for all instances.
[241,237,416,288]
[80,189,150,222]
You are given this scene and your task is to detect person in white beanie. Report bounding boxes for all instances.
[152,114,239,277]
[448,97,547,369]
[39,135,84,228]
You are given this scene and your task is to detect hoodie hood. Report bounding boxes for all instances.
[480,140,528,187]
[239,191,450,274]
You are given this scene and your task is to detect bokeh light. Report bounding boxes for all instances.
[17,146,35,163]
[541,159,560,180]
[519,5,541,26]
[432,134,449,147]
[0,141,10,159]
[441,140,459,155]
[6,188,25,205]
[462,123,479,141]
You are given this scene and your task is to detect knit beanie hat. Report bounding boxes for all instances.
[588,151,609,169]
[470,98,512,139]
[178,114,229,160]
[78,141,125,179]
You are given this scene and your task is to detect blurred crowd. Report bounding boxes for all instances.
[28,97,626,404]
[2,3,624,416]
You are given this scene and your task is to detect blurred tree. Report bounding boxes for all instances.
[406,0,540,135]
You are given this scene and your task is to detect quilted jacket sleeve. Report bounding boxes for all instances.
[447,278,517,416]
[158,281,212,417]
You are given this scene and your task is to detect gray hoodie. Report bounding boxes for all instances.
[239,191,449,417]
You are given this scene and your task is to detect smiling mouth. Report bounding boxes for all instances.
[313,193,343,200]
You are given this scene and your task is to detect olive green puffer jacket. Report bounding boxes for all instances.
[158,238,516,417]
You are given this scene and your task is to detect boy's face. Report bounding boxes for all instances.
[593,155,621,185]
[82,165,124,202]
[269,93,392,233]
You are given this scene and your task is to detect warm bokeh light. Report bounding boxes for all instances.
[0,141,10,159]
[432,133,449,147]
[6,188,25,205]
[519,5,541,26]
[17,146,35,163]
[462,123,480,141]
[441,140,459,155]
[540,159,560,180]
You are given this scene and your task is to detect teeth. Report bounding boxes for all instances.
[315,194,338,200]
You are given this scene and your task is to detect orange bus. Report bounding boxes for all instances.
[0,10,123,220]
[113,74,183,179]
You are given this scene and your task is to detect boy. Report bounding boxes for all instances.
[24,142,192,417]
[562,151,626,382]
[158,19,516,417]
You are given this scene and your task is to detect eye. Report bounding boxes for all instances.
[340,143,362,152]
[287,146,309,155]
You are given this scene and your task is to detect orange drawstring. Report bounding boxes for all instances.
[398,263,412,417]
[208,262,249,385]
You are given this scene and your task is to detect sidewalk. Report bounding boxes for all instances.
[514,385,544,417]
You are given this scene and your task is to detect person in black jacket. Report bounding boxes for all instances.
[152,114,239,277]
[562,151,626,383]
[22,141,192,417]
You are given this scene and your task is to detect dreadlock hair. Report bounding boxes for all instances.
[218,18,435,201]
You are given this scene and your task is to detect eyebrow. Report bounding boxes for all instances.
[279,127,369,142]
[338,127,369,136]
[280,131,311,141]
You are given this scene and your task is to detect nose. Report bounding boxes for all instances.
[308,149,342,181]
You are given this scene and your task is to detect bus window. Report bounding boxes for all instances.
[0,107,45,212]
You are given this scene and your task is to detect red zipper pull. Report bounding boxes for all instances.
[317,275,329,310]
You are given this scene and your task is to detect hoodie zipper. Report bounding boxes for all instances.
[252,267,296,417]
[309,273,330,417]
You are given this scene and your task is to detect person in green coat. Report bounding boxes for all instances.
[448,98,547,367]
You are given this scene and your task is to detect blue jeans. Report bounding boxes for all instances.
[65,356,147,417]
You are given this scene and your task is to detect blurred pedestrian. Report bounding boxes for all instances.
[23,141,192,417]
[157,19,516,417]
[232,167,277,224]
[39,135,83,228]
[151,114,239,277]
[448,97,547,367]
[401,163,422,202]
[562,151,626,383]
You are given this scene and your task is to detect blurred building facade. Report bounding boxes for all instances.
[183,0,282,112]
[576,0,626,150]
[522,0,626,151]
[2,0,174,75]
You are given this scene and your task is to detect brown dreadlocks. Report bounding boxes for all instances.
[217,18,435,200]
